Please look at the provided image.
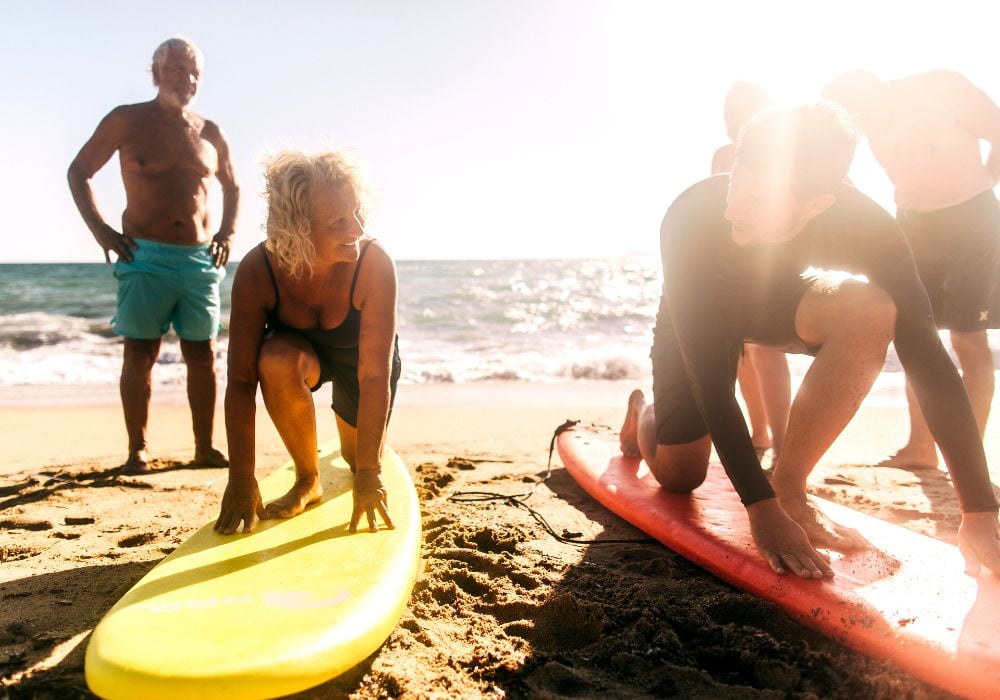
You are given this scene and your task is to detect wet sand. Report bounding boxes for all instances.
[2,381,997,698]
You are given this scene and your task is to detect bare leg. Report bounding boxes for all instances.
[951,330,994,437]
[258,334,324,519]
[121,338,160,474]
[747,344,791,459]
[771,281,896,550]
[879,328,992,469]
[180,338,228,468]
[877,380,938,469]
[620,389,710,491]
[619,389,646,457]
[737,348,771,454]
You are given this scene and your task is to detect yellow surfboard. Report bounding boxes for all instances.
[85,443,421,700]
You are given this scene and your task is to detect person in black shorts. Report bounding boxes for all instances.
[824,70,1000,470]
[216,150,400,536]
[620,103,1000,579]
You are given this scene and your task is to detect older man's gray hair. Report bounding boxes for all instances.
[151,37,203,69]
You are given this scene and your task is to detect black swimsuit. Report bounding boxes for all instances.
[260,240,401,427]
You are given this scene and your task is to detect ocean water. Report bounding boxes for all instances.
[0,258,661,388]
[1,260,994,403]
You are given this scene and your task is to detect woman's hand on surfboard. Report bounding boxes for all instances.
[957,512,1000,576]
[215,476,266,535]
[350,469,394,533]
[747,498,834,579]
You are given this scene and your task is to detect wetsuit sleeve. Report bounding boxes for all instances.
[660,206,775,506]
[860,216,999,513]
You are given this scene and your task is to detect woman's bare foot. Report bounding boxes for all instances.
[192,447,230,469]
[619,389,645,457]
[776,494,868,551]
[264,478,323,519]
[875,444,939,470]
[122,449,150,475]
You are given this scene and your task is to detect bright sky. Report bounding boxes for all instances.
[3,0,1000,263]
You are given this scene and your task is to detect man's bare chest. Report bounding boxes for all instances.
[120,120,217,177]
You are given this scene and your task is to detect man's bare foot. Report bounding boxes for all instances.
[264,478,323,519]
[192,447,230,469]
[620,389,645,457]
[122,450,150,475]
[875,445,938,470]
[777,495,868,551]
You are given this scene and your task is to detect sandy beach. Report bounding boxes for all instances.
[3,381,999,699]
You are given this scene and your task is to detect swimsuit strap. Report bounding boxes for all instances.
[349,239,375,307]
[258,242,281,308]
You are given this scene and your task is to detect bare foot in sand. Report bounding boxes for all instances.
[192,447,230,469]
[264,478,323,519]
[122,449,150,475]
[777,494,868,552]
[620,389,645,457]
[876,444,938,470]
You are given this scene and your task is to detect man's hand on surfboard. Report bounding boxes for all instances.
[957,512,1000,576]
[350,469,394,533]
[747,499,834,579]
[775,494,869,552]
[215,476,266,534]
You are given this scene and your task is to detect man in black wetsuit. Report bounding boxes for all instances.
[620,103,1000,579]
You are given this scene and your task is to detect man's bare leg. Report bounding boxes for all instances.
[877,381,938,469]
[951,329,994,435]
[771,281,896,550]
[748,345,791,459]
[737,350,771,455]
[121,338,160,474]
[880,329,993,469]
[620,389,710,489]
[619,389,648,457]
[180,338,228,468]
[258,334,324,519]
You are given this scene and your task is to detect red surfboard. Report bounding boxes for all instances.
[557,424,1000,700]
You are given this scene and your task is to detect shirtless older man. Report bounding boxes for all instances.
[824,70,1000,470]
[68,37,239,473]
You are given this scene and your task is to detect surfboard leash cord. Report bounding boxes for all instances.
[448,419,655,547]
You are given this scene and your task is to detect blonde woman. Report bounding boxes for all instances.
[216,150,400,535]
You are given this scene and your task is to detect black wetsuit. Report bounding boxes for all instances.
[654,175,997,513]
[260,240,401,426]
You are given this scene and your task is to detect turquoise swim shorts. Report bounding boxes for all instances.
[112,239,226,341]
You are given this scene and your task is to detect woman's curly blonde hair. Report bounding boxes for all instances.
[263,150,372,278]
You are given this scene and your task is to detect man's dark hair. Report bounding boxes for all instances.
[735,102,858,197]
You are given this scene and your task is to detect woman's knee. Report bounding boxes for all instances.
[257,336,315,386]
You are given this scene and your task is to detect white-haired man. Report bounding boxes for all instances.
[68,37,239,473]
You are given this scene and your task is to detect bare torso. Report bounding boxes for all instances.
[117,101,220,243]
[864,71,999,211]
